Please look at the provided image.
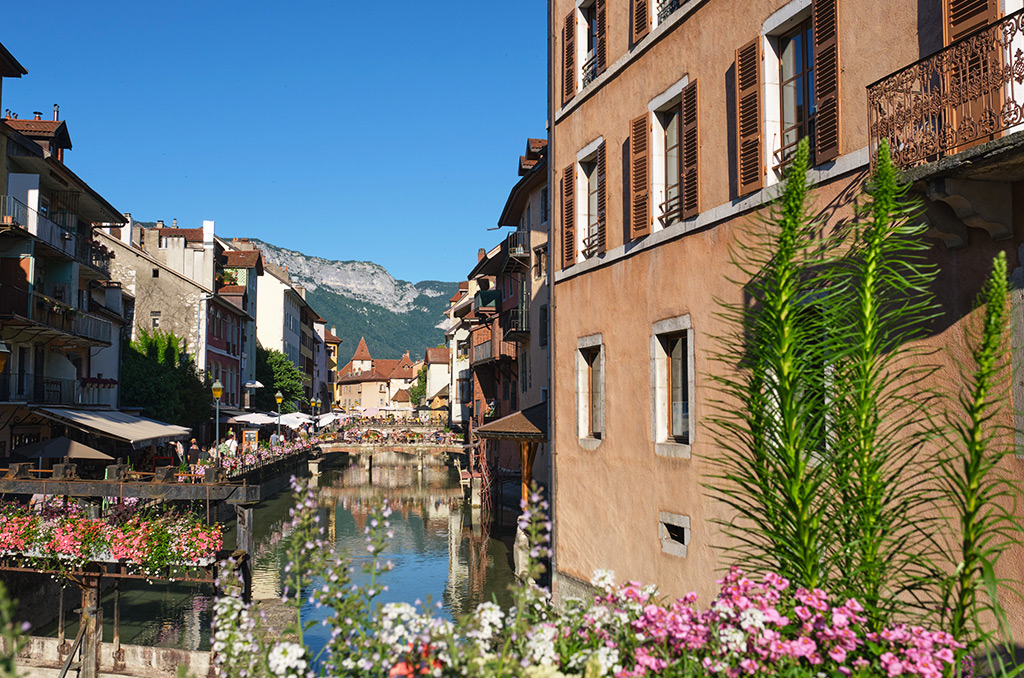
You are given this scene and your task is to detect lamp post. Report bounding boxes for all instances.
[314,397,322,432]
[212,379,223,470]
[275,390,283,441]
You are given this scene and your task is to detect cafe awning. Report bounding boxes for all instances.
[475,403,548,441]
[34,407,190,449]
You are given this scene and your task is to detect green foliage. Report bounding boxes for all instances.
[937,252,1024,658]
[253,346,304,413]
[0,581,25,678]
[305,285,456,360]
[120,327,211,434]
[708,138,1023,651]
[409,365,428,405]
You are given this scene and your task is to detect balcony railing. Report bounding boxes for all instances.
[582,52,599,87]
[76,239,112,275]
[868,9,1024,170]
[501,307,529,337]
[72,312,113,344]
[0,283,112,343]
[0,372,79,406]
[0,195,77,257]
[473,289,501,314]
[472,338,517,365]
[657,0,688,24]
[473,340,492,364]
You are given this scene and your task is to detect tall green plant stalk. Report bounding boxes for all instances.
[708,138,837,589]
[939,251,1023,658]
[824,141,940,627]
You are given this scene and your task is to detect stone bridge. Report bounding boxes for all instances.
[319,443,464,469]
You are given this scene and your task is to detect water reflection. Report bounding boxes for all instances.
[36,463,515,650]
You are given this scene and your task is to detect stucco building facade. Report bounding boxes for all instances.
[547,0,1024,620]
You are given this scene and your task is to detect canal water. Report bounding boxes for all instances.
[36,464,516,651]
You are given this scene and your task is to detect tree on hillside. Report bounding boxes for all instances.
[409,365,428,406]
[120,328,211,434]
[254,346,304,413]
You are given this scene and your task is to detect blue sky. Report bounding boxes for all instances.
[1,1,547,284]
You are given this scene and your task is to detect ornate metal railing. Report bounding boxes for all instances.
[657,0,685,24]
[582,52,599,87]
[868,9,1024,170]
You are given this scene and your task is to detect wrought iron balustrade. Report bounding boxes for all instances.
[657,0,686,24]
[868,9,1024,170]
[501,307,530,336]
[0,372,79,406]
[582,52,599,87]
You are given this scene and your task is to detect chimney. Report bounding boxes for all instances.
[331,326,337,335]
[202,220,214,247]
[3,110,9,119]
[172,218,177,227]
[478,248,486,262]
[32,111,42,121]
[156,220,165,228]
[53,104,59,121]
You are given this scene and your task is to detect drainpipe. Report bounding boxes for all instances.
[546,0,559,602]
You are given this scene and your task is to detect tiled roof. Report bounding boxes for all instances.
[156,227,205,243]
[351,337,372,361]
[448,290,463,303]
[475,402,548,440]
[323,329,342,344]
[223,250,262,268]
[374,359,401,378]
[392,389,411,403]
[425,347,449,364]
[6,119,62,137]
[218,285,245,294]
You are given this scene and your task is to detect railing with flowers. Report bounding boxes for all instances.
[868,8,1024,170]
[0,500,222,578]
[196,435,322,479]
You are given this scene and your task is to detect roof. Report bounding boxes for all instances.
[5,119,72,149]
[352,337,372,361]
[223,249,264,270]
[449,290,464,303]
[156,227,205,243]
[431,384,450,399]
[500,154,548,226]
[323,329,342,344]
[218,284,245,294]
[475,402,549,441]
[425,347,449,364]
[393,389,411,403]
[0,42,28,78]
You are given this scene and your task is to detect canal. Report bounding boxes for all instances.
[36,463,517,651]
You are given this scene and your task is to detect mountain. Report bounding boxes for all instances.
[247,240,459,361]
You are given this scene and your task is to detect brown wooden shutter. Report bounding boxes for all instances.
[735,38,763,197]
[596,0,608,75]
[681,80,700,219]
[945,0,998,43]
[630,113,651,238]
[813,0,841,164]
[632,0,650,43]
[563,11,576,105]
[562,164,576,269]
[596,142,607,253]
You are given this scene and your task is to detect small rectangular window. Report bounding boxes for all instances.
[152,268,159,278]
[659,511,690,557]
[652,315,694,456]
[151,311,161,329]
[539,305,549,348]
[577,337,604,443]
[540,187,550,223]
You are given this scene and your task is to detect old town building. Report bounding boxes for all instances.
[547,0,1024,619]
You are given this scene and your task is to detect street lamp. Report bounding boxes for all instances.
[313,397,322,431]
[212,379,223,470]
[275,390,283,440]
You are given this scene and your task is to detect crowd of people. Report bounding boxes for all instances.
[334,423,460,446]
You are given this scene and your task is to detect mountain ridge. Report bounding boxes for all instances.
[246,239,459,361]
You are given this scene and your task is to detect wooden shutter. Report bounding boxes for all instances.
[735,38,763,196]
[630,113,651,238]
[681,80,700,219]
[596,142,607,253]
[945,0,998,43]
[813,0,841,164]
[633,0,650,43]
[563,11,576,105]
[596,0,608,75]
[562,164,576,269]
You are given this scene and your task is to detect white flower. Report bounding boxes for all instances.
[590,569,616,594]
[524,624,559,667]
[718,626,747,654]
[267,642,307,676]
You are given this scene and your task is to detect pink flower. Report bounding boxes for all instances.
[828,646,847,663]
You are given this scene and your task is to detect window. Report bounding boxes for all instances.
[152,268,159,278]
[659,511,690,557]
[539,305,549,348]
[577,140,607,259]
[540,187,550,223]
[533,245,548,279]
[151,311,161,329]
[583,159,599,255]
[652,79,699,227]
[651,315,694,457]
[576,334,604,445]
[776,18,815,170]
